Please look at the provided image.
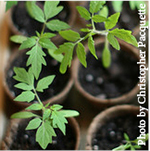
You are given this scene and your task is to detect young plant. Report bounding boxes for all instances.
[11,67,79,149]
[113,133,149,151]
[56,1,138,74]
[7,1,79,149]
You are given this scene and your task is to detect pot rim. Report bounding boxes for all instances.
[86,105,147,150]
[1,117,80,150]
[3,48,74,108]
[73,37,141,107]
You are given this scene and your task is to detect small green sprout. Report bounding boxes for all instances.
[113,133,149,151]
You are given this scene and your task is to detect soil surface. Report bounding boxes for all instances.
[92,114,148,150]
[9,119,76,150]
[6,49,70,102]
[12,1,71,36]
[79,44,139,99]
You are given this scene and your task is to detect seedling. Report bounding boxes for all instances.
[113,133,149,151]
[56,1,138,73]
[6,1,79,149]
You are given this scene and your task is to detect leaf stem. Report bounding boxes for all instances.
[33,88,43,107]
[91,14,96,30]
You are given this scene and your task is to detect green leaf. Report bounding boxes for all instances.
[107,33,120,50]
[134,145,141,149]
[105,12,120,30]
[60,110,79,117]
[46,19,70,32]
[36,121,56,149]
[36,75,55,92]
[50,104,63,111]
[39,38,57,50]
[57,43,74,74]
[90,1,106,13]
[26,104,43,111]
[76,43,87,68]
[19,37,36,50]
[11,111,37,119]
[124,133,130,141]
[41,33,56,39]
[109,28,138,47]
[14,91,35,103]
[48,49,64,63]
[88,36,98,59]
[14,83,33,91]
[51,110,68,135]
[76,6,91,20]
[44,1,63,20]
[86,24,92,27]
[26,118,42,130]
[102,46,111,68]
[80,28,90,32]
[13,67,34,85]
[92,14,107,23]
[112,145,126,151]
[26,45,46,79]
[10,35,27,44]
[99,6,109,18]
[6,1,18,11]
[45,102,50,108]
[26,1,45,23]
[112,1,123,12]
[59,30,80,42]
[43,109,51,120]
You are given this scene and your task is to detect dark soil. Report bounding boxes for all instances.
[6,49,70,102]
[9,119,76,150]
[92,114,148,150]
[12,1,71,36]
[79,44,139,99]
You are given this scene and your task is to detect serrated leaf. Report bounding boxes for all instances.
[14,83,33,91]
[6,1,18,11]
[26,104,43,111]
[39,38,57,50]
[48,49,63,63]
[107,33,120,50]
[88,36,98,59]
[102,46,111,68]
[13,67,34,85]
[109,28,138,47]
[26,45,46,79]
[19,37,36,50]
[26,1,45,23]
[36,121,56,149]
[60,110,79,117]
[46,19,70,32]
[99,6,109,18]
[112,1,123,12]
[51,111,68,135]
[36,75,55,92]
[41,33,56,39]
[59,30,80,42]
[14,91,35,102]
[50,104,63,111]
[76,6,91,20]
[11,111,37,119]
[26,118,42,130]
[92,14,107,23]
[105,12,120,30]
[43,109,51,120]
[76,43,87,68]
[10,35,27,44]
[57,43,74,74]
[44,1,63,20]
[90,1,106,13]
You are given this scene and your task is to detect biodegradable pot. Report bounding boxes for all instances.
[73,38,140,108]
[86,105,148,150]
[4,48,74,108]
[7,1,76,44]
[2,117,80,150]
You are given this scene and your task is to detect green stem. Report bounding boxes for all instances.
[33,88,43,107]
[91,14,96,30]
[41,23,46,36]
